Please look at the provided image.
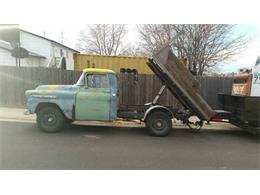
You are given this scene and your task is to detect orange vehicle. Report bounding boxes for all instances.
[231,69,253,96]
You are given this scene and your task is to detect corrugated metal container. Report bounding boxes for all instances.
[74,54,153,74]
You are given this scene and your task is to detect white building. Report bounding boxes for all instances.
[0,25,79,70]
[0,40,45,67]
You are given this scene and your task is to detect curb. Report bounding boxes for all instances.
[0,118,35,123]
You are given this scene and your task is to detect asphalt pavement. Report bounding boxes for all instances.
[0,121,259,170]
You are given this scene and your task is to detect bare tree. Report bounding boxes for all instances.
[77,24,127,55]
[137,24,176,55]
[120,43,146,56]
[137,24,248,75]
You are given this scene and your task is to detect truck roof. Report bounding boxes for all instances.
[83,68,115,74]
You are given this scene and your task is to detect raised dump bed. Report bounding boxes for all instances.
[147,44,215,121]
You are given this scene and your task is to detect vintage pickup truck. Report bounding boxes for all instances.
[25,44,260,136]
[25,45,216,136]
[25,69,119,129]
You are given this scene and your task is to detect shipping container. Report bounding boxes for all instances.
[74,54,153,74]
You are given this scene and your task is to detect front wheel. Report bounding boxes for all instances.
[146,111,172,137]
[37,106,65,133]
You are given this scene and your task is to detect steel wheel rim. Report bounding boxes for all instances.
[152,119,165,131]
[43,113,57,126]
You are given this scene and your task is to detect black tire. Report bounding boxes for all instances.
[146,111,172,137]
[37,106,65,133]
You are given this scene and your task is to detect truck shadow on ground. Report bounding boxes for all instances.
[62,123,259,142]
[0,121,258,143]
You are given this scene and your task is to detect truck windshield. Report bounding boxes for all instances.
[75,72,117,90]
[87,74,110,88]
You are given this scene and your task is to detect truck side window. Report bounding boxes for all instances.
[86,74,110,88]
[108,73,117,90]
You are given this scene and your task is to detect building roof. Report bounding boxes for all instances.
[0,40,12,50]
[20,29,79,53]
[0,24,79,54]
[83,68,115,73]
[77,53,148,59]
[0,40,46,59]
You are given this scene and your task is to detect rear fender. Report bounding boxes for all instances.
[143,105,173,121]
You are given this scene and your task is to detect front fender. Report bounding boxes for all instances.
[26,95,73,119]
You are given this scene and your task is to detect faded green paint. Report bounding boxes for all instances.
[108,73,118,120]
[25,85,80,119]
[75,87,111,121]
[25,71,118,121]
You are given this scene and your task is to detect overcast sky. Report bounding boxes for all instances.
[20,24,260,73]
[20,24,139,50]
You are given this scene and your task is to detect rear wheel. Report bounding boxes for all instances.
[37,106,65,133]
[146,111,172,137]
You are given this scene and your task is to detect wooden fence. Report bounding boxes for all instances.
[0,66,233,109]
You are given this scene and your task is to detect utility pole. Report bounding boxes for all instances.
[60,32,64,44]
[18,42,20,67]
[59,31,68,44]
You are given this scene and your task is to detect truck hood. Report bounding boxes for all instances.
[25,85,80,100]
[36,85,78,91]
[25,85,80,119]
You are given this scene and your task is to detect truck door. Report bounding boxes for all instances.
[75,73,111,121]
[108,73,118,120]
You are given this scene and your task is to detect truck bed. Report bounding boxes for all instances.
[147,45,215,121]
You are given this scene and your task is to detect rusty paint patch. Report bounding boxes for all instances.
[35,90,51,94]
[47,85,61,90]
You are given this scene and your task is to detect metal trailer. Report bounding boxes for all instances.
[118,44,216,135]
[215,94,260,134]
[212,59,260,135]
